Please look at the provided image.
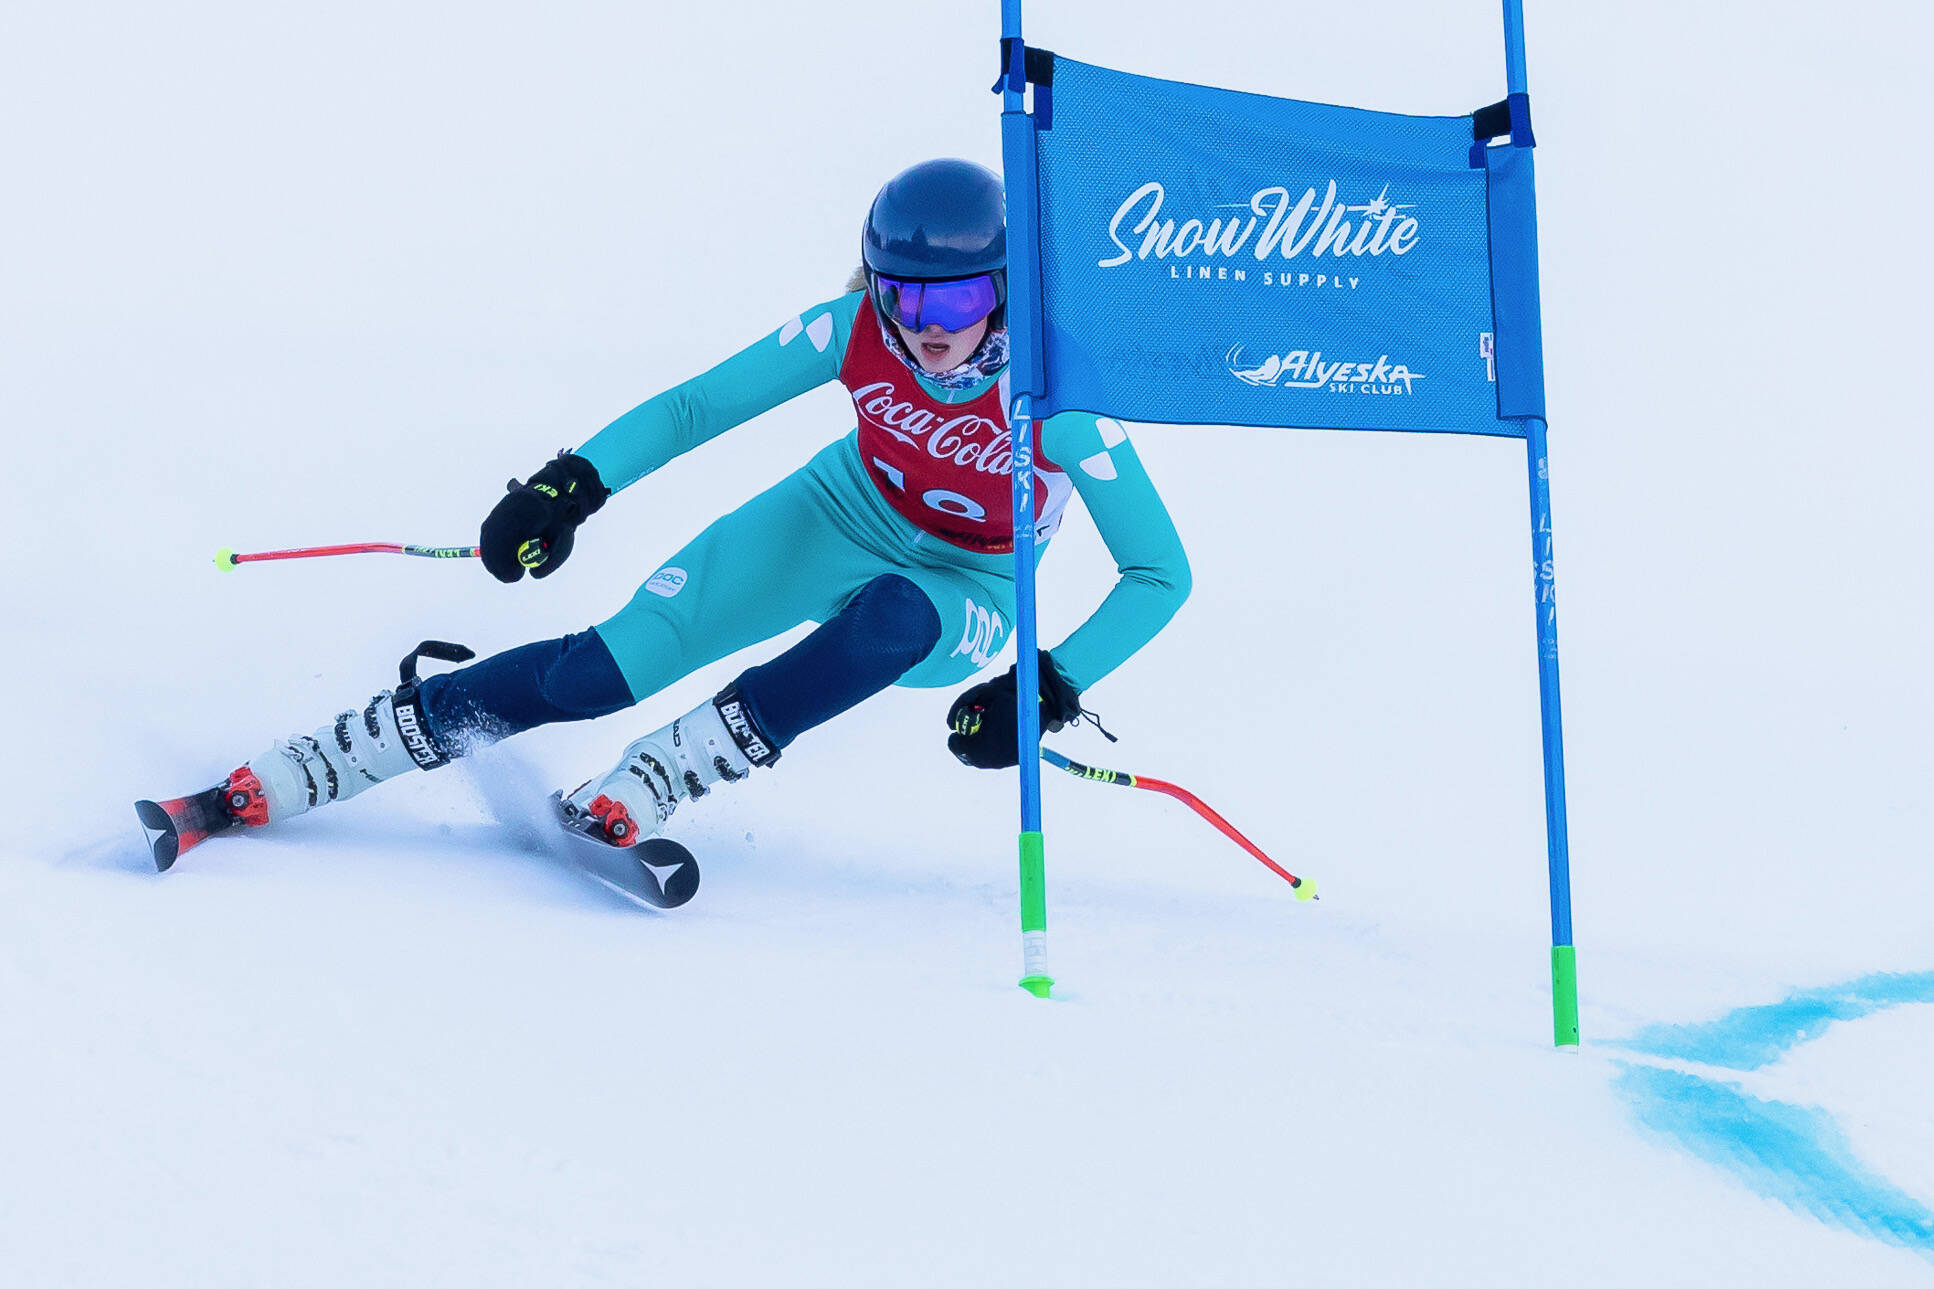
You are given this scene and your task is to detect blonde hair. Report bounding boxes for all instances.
[845,265,869,295]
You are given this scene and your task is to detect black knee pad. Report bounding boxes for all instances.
[846,574,943,666]
[535,629,639,718]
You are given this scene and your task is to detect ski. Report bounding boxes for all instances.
[134,783,242,872]
[136,776,700,909]
[548,791,700,909]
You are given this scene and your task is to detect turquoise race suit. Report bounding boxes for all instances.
[410,288,1192,762]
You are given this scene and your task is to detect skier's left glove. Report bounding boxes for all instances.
[480,452,609,583]
[946,650,1085,770]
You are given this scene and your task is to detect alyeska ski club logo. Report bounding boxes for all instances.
[1225,347,1425,396]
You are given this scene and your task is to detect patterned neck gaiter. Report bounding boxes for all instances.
[877,316,1010,392]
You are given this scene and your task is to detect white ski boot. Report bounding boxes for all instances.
[235,690,447,824]
[226,643,469,827]
[559,686,779,846]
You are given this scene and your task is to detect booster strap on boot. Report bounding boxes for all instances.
[713,685,781,768]
[393,640,476,771]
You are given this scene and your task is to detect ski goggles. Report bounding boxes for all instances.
[871,272,1002,333]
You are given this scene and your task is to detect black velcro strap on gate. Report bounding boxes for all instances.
[993,38,1021,92]
[1470,93,1535,166]
[993,41,1056,92]
[1472,99,1513,142]
[1472,93,1534,145]
[398,640,476,686]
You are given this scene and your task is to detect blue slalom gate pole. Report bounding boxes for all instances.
[1528,415,1577,1045]
[999,0,1052,997]
[1501,0,1578,1046]
[1504,0,1530,93]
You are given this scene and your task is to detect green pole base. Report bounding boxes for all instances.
[1551,944,1579,1047]
[214,547,239,572]
[1019,975,1054,999]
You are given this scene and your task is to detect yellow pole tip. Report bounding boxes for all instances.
[1295,880,1318,902]
[214,547,239,571]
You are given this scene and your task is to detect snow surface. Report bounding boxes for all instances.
[4,1,1932,1285]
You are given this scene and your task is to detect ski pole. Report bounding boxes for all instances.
[1040,746,1317,901]
[212,540,546,571]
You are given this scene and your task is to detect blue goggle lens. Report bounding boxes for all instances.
[872,274,1001,333]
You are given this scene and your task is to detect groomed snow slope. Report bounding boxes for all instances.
[4,2,1930,1285]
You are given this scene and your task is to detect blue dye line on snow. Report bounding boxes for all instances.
[1610,971,1934,1260]
[1615,1063,1934,1257]
[1611,970,1934,1071]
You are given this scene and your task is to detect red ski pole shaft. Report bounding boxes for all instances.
[213,542,491,571]
[1040,747,1316,900]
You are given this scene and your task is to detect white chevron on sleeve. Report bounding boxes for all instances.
[1079,450,1118,481]
[805,313,833,351]
[780,313,834,352]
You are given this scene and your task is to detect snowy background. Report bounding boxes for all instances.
[4,1,1931,1284]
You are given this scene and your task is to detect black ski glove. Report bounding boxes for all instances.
[480,452,609,583]
[946,651,1085,770]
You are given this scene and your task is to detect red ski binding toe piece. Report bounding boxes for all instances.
[222,766,270,828]
[585,794,642,847]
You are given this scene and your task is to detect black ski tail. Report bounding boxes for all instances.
[134,783,241,872]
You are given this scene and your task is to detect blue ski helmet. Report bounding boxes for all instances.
[862,159,1007,327]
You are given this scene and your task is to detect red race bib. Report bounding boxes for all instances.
[841,296,1069,553]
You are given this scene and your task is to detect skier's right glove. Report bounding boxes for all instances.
[946,650,1087,770]
[480,452,610,583]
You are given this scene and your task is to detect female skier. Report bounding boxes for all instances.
[139,159,1191,869]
